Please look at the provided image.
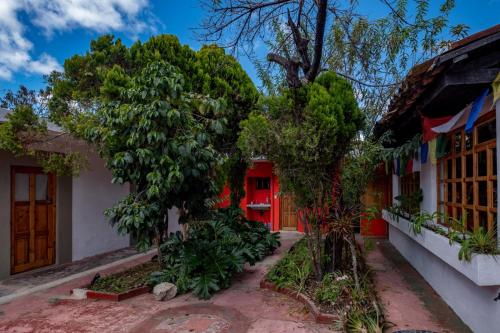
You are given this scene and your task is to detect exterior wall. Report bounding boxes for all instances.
[386,103,500,332]
[244,161,279,230]
[419,158,438,213]
[0,150,72,279]
[71,152,130,261]
[168,208,181,234]
[496,100,500,246]
[220,161,285,232]
[391,174,400,204]
[389,224,499,333]
[56,176,73,264]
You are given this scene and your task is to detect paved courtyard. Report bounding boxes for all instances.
[0,232,335,333]
[0,247,141,298]
[0,232,474,333]
[365,239,472,333]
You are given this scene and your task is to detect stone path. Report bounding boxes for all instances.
[0,247,140,297]
[0,232,336,333]
[365,239,472,333]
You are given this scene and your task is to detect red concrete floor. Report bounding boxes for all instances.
[365,239,472,333]
[0,232,335,333]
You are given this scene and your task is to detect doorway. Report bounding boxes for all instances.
[280,195,298,230]
[11,166,56,274]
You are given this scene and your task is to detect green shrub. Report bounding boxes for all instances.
[150,207,280,299]
[268,238,384,333]
[267,239,311,292]
[458,227,498,261]
[315,273,352,305]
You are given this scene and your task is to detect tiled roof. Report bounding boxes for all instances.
[381,24,500,125]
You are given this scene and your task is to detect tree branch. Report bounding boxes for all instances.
[305,0,327,82]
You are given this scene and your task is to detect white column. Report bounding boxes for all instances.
[392,174,400,205]
[496,99,500,247]
[420,161,437,213]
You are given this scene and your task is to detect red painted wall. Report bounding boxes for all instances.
[221,161,282,231]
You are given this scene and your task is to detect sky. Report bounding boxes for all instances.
[0,0,499,95]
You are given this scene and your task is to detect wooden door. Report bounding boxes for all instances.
[11,166,56,274]
[280,195,298,230]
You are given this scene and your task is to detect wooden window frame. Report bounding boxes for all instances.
[437,112,497,232]
[255,177,270,190]
[401,172,420,198]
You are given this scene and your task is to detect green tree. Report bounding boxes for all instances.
[1,35,257,252]
[47,35,257,208]
[202,0,464,285]
[195,45,259,207]
[239,72,364,280]
[87,61,225,251]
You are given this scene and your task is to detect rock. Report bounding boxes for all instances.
[153,282,177,301]
[71,288,88,300]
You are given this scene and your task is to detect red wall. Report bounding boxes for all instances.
[221,161,282,231]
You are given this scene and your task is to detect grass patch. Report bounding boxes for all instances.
[90,261,159,294]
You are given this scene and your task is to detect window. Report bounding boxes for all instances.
[399,172,421,214]
[437,114,497,233]
[256,177,270,190]
[401,172,420,198]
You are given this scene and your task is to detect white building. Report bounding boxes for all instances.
[376,25,500,333]
[0,108,132,279]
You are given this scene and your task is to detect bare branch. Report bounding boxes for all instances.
[304,0,327,82]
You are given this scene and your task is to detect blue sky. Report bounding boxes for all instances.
[0,0,499,95]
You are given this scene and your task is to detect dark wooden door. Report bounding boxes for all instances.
[280,195,298,230]
[11,166,56,274]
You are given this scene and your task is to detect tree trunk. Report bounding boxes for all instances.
[302,213,323,281]
[347,236,360,290]
[157,212,169,266]
[229,155,248,208]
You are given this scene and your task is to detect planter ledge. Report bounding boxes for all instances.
[260,279,337,324]
[382,209,500,286]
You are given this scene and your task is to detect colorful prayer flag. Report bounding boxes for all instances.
[422,115,453,142]
[429,139,437,165]
[406,158,413,174]
[465,88,490,133]
[493,71,500,105]
[421,143,428,164]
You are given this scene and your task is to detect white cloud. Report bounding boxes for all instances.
[0,0,153,81]
[27,0,150,36]
[27,53,62,75]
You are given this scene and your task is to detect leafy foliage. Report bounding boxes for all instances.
[240,72,363,209]
[381,207,499,261]
[267,239,384,332]
[239,71,363,281]
[90,261,159,294]
[89,61,225,249]
[46,35,258,203]
[267,239,312,293]
[458,228,498,262]
[151,207,280,299]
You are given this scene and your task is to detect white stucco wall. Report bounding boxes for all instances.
[389,224,499,333]
[391,174,400,204]
[496,100,500,246]
[168,208,181,235]
[0,150,73,279]
[71,152,131,261]
[419,159,438,213]
[386,104,500,333]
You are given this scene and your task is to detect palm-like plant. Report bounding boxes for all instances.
[458,227,498,262]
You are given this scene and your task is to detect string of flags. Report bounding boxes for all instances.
[390,87,494,176]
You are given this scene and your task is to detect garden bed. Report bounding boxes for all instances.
[260,279,337,324]
[84,261,159,301]
[262,239,382,329]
